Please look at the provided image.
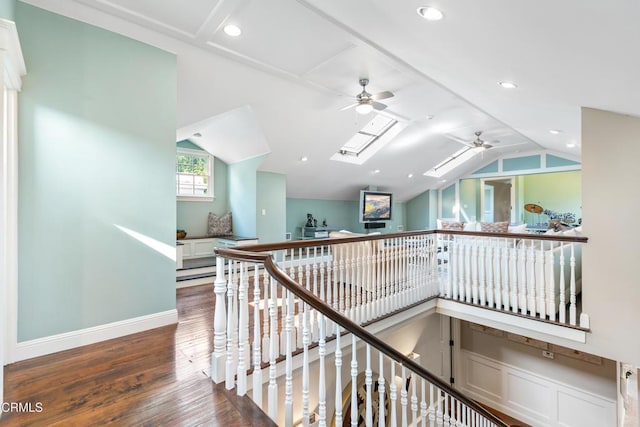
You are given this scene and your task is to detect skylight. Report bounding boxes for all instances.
[423,146,480,178]
[332,114,404,165]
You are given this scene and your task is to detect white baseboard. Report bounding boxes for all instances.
[12,309,178,363]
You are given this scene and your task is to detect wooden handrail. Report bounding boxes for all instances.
[232,229,587,254]
[215,246,510,427]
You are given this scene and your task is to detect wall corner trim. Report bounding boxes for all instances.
[12,309,178,363]
[0,18,27,90]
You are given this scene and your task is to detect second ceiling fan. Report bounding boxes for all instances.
[341,78,394,114]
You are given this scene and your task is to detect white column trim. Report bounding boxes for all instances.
[0,18,26,412]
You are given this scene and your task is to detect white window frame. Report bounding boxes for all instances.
[176,147,214,202]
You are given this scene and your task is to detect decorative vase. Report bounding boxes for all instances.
[177,232,187,240]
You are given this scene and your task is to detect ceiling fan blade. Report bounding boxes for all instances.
[372,101,388,111]
[339,102,358,111]
[371,91,394,101]
[483,144,493,149]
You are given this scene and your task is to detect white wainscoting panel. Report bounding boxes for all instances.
[460,350,616,427]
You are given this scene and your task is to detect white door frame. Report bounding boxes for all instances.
[0,18,26,409]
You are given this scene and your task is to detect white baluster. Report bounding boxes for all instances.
[365,344,373,427]
[428,383,435,427]
[494,243,502,309]
[538,240,546,319]
[252,265,262,404]
[335,332,343,427]
[443,392,450,427]
[502,240,509,310]
[302,300,310,426]
[449,397,456,427]
[236,263,248,396]
[559,242,566,323]
[401,366,408,427]
[351,336,358,427]
[268,277,278,421]
[467,243,479,304]
[528,240,536,315]
[420,379,427,427]
[547,242,556,321]
[285,289,294,427]
[518,242,527,316]
[211,256,227,383]
[318,312,327,427]
[312,247,319,341]
[225,260,237,390]
[262,268,270,363]
[378,353,386,427]
[465,242,473,303]
[485,245,494,308]
[569,243,577,325]
[435,386,443,426]
[390,362,398,427]
[478,244,486,306]
[411,370,418,426]
[510,242,518,313]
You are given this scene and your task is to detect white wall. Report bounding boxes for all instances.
[459,321,617,426]
[581,108,640,365]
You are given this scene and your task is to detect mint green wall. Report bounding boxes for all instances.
[286,198,406,237]
[228,155,266,237]
[0,0,14,20]
[16,4,176,341]
[177,156,229,236]
[287,198,359,238]
[256,172,286,243]
[522,171,582,224]
[406,190,431,231]
[441,184,456,218]
[459,179,481,222]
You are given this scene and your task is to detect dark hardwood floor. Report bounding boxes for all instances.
[1,284,276,427]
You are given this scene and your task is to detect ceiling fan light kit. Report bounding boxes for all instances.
[355,102,374,115]
[342,78,395,115]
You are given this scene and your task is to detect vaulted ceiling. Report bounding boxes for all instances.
[23,0,640,201]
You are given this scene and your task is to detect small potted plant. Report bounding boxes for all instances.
[177,229,187,240]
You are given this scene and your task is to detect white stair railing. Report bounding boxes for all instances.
[212,245,509,427]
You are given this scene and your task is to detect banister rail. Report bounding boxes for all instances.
[215,245,509,427]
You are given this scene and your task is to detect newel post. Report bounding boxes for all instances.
[210,255,227,383]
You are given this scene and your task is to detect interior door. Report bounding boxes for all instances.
[481,177,515,223]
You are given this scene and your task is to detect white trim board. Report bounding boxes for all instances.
[12,309,178,363]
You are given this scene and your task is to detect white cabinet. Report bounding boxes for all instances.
[177,237,259,267]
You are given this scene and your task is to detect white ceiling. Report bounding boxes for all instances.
[22,0,640,201]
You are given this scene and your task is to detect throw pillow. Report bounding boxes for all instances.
[507,223,528,234]
[440,221,465,231]
[480,221,509,233]
[208,212,232,236]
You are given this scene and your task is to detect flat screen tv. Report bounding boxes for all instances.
[359,190,393,223]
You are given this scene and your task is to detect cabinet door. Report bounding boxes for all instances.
[193,239,217,257]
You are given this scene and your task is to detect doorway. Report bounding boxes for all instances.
[481,177,514,223]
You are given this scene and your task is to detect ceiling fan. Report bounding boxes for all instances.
[464,131,494,150]
[446,130,527,151]
[341,78,394,115]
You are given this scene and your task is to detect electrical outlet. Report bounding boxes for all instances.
[542,350,554,359]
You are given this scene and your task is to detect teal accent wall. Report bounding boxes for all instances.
[406,190,431,231]
[228,155,266,237]
[256,171,286,243]
[0,0,14,20]
[503,155,541,171]
[473,160,499,175]
[177,156,229,236]
[441,184,456,218]
[547,154,580,168]
[16,4,176,341]
[177,139,203,151]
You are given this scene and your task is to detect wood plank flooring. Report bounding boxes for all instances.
[1,284,276,427]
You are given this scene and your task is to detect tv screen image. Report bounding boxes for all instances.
[361,191,392,222]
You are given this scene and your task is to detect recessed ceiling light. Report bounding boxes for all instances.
[417,6,444,21]
[498,81,518,89]
[425,115,435,120]
[440,179,447,183]
[300,156,308,162]
[549,129,562,135]
[566,142,577,148]
[408,173,414,178]
[192,132,202,138]
[223,24,242,37]
[373,169,381,174]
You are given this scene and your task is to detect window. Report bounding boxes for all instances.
[176,148,214,201]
